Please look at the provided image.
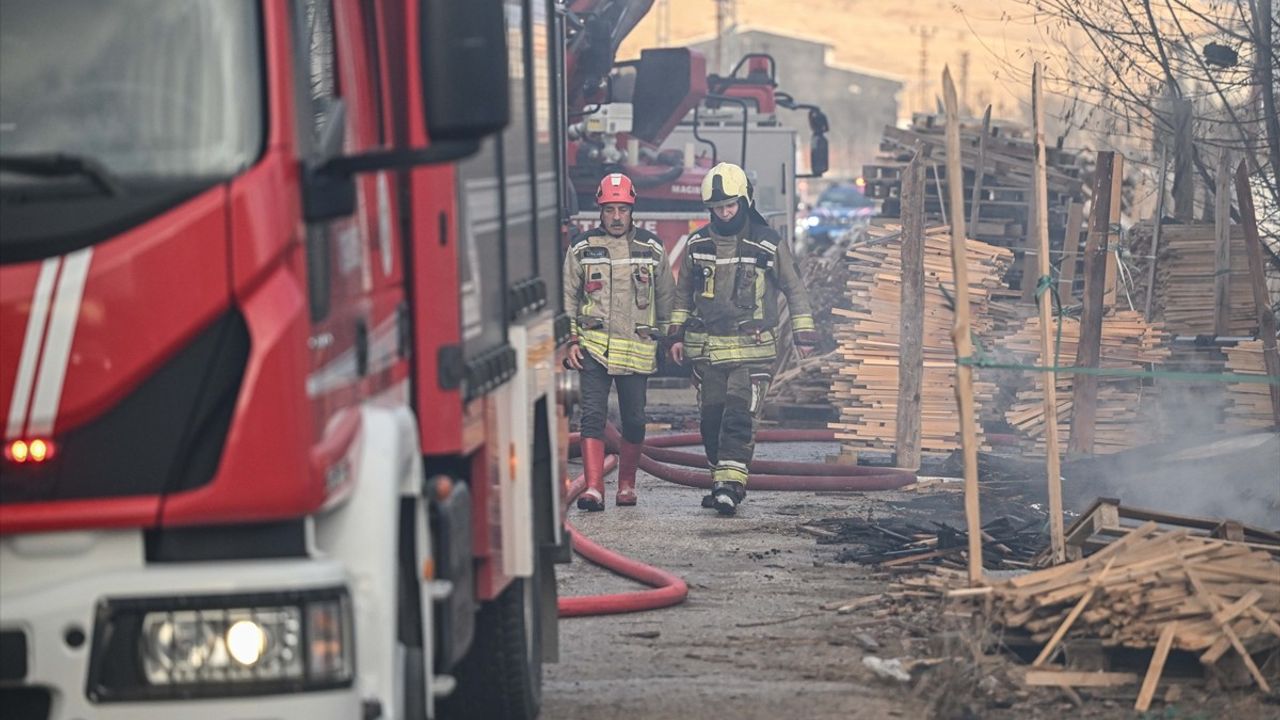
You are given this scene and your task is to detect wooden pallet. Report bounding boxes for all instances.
[1063,498,1280,560]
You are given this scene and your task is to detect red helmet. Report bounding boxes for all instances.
[595,173,636,206]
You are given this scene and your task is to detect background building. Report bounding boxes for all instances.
[686,27,903,191]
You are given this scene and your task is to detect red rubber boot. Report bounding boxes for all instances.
[616,441,642,506]
[576,438,606,511]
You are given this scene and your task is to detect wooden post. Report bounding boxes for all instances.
[895,151,926,470]
[1031,64,1066,564]
[931,163,948,226]
[1057,200,1085,301]
[1021,186,1039,303]
[1234,160,1280,426]
[1068,151,1116,455]
[1143,146,1169,322]
[1102,157,1123,308]
[942,67,984,585]
[1214,150,1233,337]
[968,105,992,232]
[1020,110,1039,304]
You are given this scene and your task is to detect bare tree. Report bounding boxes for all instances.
[960,0,1279,236]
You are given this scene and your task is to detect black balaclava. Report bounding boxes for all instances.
[709,197,750,236]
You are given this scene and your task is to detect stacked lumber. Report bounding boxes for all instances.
[1000,310,1171,454]
[827,225,1014,453]
[863,112,1085,256]
[1128,223,1258,337]
[984,524,1279,701]
[999,525,1280,653]
[900,523,1280,707]
[767,351,837,409]
[768,236,856,411]
[1223,340,1277,430]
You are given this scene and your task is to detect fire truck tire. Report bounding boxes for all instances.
[436,570,543,720]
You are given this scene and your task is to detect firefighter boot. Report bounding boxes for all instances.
[576,438,606,511]
[711,480,747,516]
[615,441,642,506]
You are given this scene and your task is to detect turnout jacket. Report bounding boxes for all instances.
[563,226,676,374]
[670,220,815,365]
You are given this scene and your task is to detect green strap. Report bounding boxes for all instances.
[1033,274,1065,370]
[956,356,1280,385]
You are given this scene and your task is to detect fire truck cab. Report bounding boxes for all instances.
[0,1,571,719]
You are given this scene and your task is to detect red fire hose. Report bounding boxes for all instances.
[559,454,690,616]
[557,425,916,617]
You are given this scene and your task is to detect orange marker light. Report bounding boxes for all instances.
[5,438,54,464]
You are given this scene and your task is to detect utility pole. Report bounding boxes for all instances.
[714,0,737,74]
[917,28,935,113]
[656,0,670,47]
[959,51,971,116]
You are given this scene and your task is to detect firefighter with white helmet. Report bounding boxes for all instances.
[668,162,817,515]
[563,172,676,510]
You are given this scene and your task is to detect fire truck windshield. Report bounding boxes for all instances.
[0,0,263,185]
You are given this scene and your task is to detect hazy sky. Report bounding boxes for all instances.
[621,0,1052,121]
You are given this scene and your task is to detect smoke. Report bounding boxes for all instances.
[1065,368,1280,531]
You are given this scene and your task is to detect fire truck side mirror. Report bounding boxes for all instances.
[301,0,510,221]
[420,0,510,142]
[809,133,829,178]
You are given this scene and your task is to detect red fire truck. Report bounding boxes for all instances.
[562,0,831,269]
[0,1,570,719]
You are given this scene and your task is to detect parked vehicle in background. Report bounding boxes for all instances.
[797,179,877,252]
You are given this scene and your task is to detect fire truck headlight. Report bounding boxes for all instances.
[87,588,353,702]
[226,619,267,665]
[139,607,303,684]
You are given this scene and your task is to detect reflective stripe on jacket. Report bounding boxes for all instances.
[671,220,814,366]
[562,227,675,374]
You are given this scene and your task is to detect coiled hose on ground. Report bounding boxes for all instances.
[557,425,916,617]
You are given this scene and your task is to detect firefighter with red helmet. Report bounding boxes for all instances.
[563,172,676,510]
[668,162,817,515]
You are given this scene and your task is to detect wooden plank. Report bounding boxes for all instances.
[1214,150,1233,336]
[942,67,983,585]
[895,150,925,470]
[1024,670,1138,688]
[1184,565,1273,692]
[1247,606,1280,639]
[1064,497,1121,550]
[1234,160,1280,426]
[1103,157,1123,309]
[1032,556,1117,666]
[1058,200,1085,301]
[1135,622,1178,712]
[931,163,948,226]
[1068,151,1115,455]
[1030,65,1065,563]
[1119,504,1280,543]
[1211,589,1262,625]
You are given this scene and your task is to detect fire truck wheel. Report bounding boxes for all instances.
[437,567,544,720]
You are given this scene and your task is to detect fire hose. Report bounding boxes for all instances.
[557,425,916,617]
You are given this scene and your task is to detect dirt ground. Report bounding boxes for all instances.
[541,387,1280,720]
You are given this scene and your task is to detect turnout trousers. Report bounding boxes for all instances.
[578,352,649,444]
[691,361,772,485]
